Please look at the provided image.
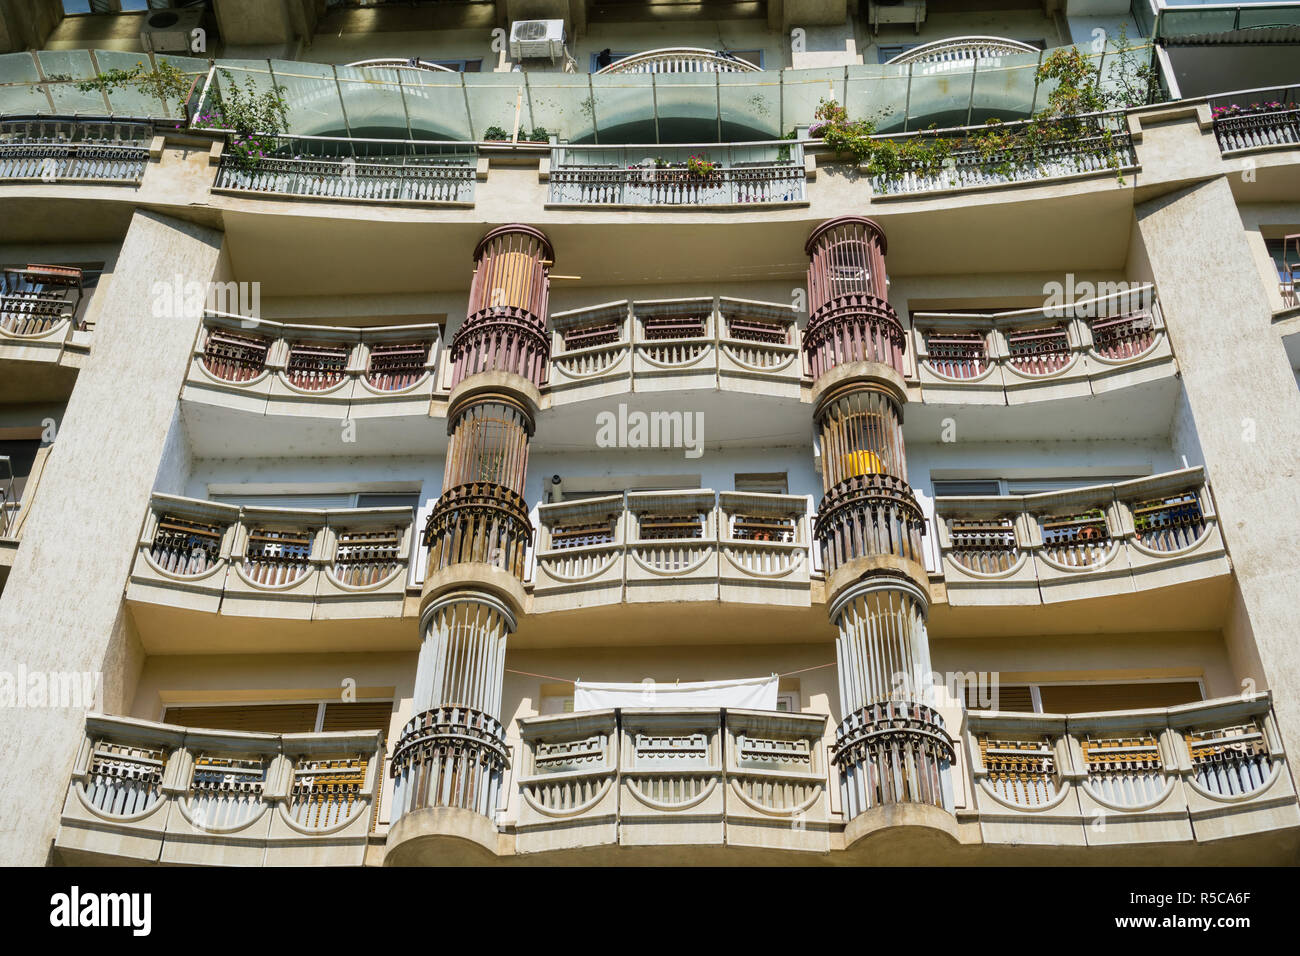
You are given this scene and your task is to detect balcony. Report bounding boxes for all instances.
[910,286,1175,405]
[966,693,1299,848]
[212,134,478,206]
[546,143,807,208]
[1211,87,1300,154]
[532,490,812,612]
[54,714,384,866]
[0,118,150,184]
[867,113,1136,198]
[183,312,441,421]
[127,493,415,622]
[0,264,92,371]
[549,296,804,403]
[935,468,1229,606]
[594,48,763,75]
[515,707,830,854]
[407,693,1298,862]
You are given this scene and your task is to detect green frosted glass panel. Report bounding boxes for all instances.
[395,68,471,140]
[334,64,410,138]
[269,60,343,137]
[718,70,782,139]
[0,52,40,85]
[905,60,976,130]
[846,64,908,133]
[36,50,96,81]
[970,51,1042,124]
[522,73,595,144]
[781,67,846,134]
[462,70,535,139]
[587,73,656,143]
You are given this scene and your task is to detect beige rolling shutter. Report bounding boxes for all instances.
[321,701,394,739]
[965,684,1035,712]
[1038,681,1202,714]
[163,703,319,733]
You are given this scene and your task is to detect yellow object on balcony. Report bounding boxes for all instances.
[842,450,885,476]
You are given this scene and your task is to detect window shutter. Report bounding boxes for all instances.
[163,703,319,733]
[1037,681,1202,714]
[321,701,394,739]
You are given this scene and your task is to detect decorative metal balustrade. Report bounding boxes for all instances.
[0,118,151,183]
[533,490,813,608]
[884,36,1040,65]
[213,134,477,204]
[186,313,441,415]
[423,482,533,580]
[595,48,762,74]
[58,715,384,865]
[516,707,830,852]
[911,286,1171,401]
[935,468,1228,605]
[548,142,806,207]
[834,700,954,818]
[867,112,1136,196]
[0,264,84,337]
[390,706,509,819]
[1211,86,1300,153]
[130,494,414,616]
[548,296,803,399]
[966,694,1298,845]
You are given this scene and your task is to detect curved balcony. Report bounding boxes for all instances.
[966,693,1299,848]
[1211,86,1300,154]
[0,118,150,184]
[934,467,1228,606]
[814,474,927,586]
[389,706,509,821]
[0,264,91,370]
[345,58,456,73]
[423,482,533,582]
[834,700,955,821]
[867,112,1136,197]
[911,286,1174,404]
[184,312,441,420]
[532,490,812,612]
[803,294,906,381]
[514,708,829,855]
[212,134,478,205]
[884,36,1040,66]
[449,306,550,390]
[54,714,384,866]
[594,48,762,75]
[127,493,415,621]
[547,142,806,208]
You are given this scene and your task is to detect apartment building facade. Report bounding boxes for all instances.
[0,0,1299,867]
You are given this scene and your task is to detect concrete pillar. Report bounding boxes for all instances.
[0,211,224,866]
[1135,177,1300,760]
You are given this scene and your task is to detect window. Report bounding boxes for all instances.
[964,681,1204,714]
[211,491,420,510]
[775,692,799,713]
[0,437,43,504]
[876,44,921,64]
[591,49,762,72]
[932,474,1150,497]
[430,59,482,73]
[734,472,788,495]
[64,0,182,12]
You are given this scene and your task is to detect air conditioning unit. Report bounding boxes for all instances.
[139,8,206,55]
[867,0,927,34]
[509,20,566,60]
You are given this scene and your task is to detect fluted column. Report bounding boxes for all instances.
[803,216,953,819]
[450,224,554,389]
[392,225,554,824]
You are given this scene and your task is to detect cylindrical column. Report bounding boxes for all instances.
[392,591,516,821]
[424,391,535,579]
[829,579,954,818]
[451,224,554,388]
[803,216,906,378]
[804,216,953,820]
